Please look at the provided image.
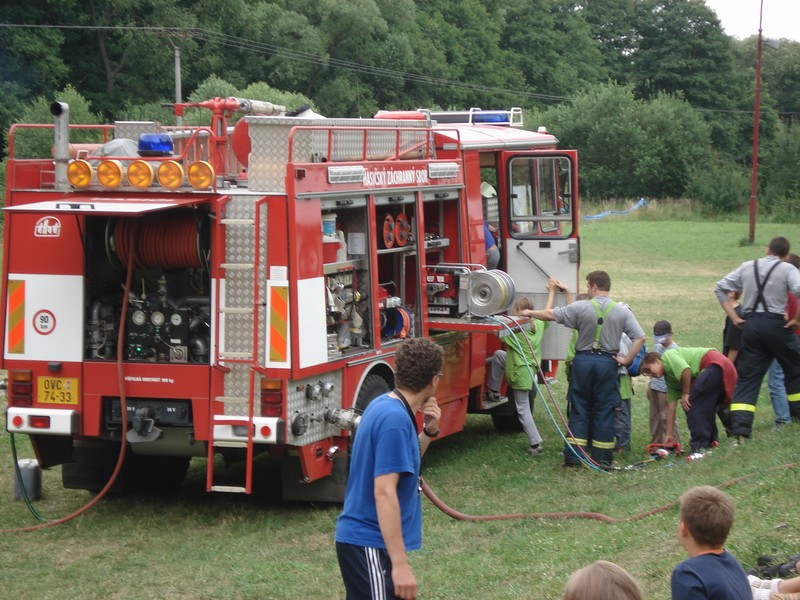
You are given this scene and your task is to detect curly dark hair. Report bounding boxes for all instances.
[394,337,444,393]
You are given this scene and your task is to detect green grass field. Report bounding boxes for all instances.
[1,215,799,599]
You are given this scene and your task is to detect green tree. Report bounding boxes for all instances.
[536,84,646,198]
[256,4,328,97]
[685,152,749,214]
[537,83,711,200]
[633,92,710,198]
[0,3,70,157]
[580,0,638,84]
[733,37,800,125]
[631,0,732,107]
[501,0,607,99]
[761,120,800,220]
[630,0,752,158]
[54,0,197,118]
[11,85,102,159]
[239,82,315,114]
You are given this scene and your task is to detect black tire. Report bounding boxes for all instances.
[351,374,392,450]
[62,441,190,494]
[123,454,191,494]
[490,390,533,433]
[491,413,523,433]
[355,374,392,413]
[62,441,119,493]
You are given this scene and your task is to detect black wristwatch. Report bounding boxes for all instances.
[422,426,440,438]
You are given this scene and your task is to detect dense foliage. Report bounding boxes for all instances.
[1,0,798,212]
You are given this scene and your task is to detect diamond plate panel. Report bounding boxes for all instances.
[247,116,428,192]
[219,194,264,414]
[285,371,344,445]
[257,202,268,364]
[114,121,160,141]
[222,363,251,416]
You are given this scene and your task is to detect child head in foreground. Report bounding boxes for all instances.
[678,485,735,555]
[563,560,643,600]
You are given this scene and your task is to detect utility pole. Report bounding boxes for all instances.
[173,43,182,126]
[157,28,193,126]
[748,0,764,244]
[167,33,185,127]
[747,2,780,244]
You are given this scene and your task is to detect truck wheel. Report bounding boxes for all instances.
[62,442,190,494]
[62,441,119,493]
[123,455,191,493]
[490,392,532,433]
[355,374,391,413]
[491,413,523,433]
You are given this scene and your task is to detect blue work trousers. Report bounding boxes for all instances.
[564,352,619,468]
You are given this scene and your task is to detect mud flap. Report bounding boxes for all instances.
[281,454,349,503]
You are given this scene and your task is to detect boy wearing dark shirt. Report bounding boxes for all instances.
[671,485,750,600]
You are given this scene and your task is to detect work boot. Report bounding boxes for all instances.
[526,444,543,456]
[776,557,800,578]
[759,557,800,579]
[484,389,500,401]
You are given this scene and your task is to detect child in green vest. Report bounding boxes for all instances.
[485,296,546,454]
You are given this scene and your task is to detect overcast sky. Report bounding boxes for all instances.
[704,0,799,41]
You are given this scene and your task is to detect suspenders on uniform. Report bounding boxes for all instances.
[749,259,782,314]
[589,299,617,352]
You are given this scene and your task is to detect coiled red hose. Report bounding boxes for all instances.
[115,211,200,269]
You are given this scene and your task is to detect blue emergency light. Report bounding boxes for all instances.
[138,133,174,157]
[472,112,510,125]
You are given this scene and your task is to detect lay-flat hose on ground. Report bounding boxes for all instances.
[420,461,800,524]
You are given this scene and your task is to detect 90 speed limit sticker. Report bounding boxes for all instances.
[33,309,56,335]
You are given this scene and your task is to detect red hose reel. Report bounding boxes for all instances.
[112,211,205,270]
[381,212,411,249]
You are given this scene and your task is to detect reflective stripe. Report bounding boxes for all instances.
[269,284,289,362]
[730,403,756,413]
[567,437,588,447]
[592,440,616,450]
[787,393,800,403]
[7,280,25,354]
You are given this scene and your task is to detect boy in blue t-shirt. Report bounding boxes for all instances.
[335,337,444,600]
[671,485,750,600]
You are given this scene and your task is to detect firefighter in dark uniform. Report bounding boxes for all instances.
[715,236,800,441]
[526,270,645,468]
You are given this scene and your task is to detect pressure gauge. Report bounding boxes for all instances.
[170,312,183,326]
[150,311,165,327]
[131,310,146,326]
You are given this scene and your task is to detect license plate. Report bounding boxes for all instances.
[37,377,79,405]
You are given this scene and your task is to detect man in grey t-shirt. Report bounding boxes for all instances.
[715,236,800,440]
[527,270,645,468]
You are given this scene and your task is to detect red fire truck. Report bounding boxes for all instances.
[2,98,578,501]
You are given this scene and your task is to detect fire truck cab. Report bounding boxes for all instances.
[2,100,578,501]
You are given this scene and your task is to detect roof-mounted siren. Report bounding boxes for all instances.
[426,107,524,127]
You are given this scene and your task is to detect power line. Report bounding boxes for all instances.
[0,22,569,103]
[3,22,797,115]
